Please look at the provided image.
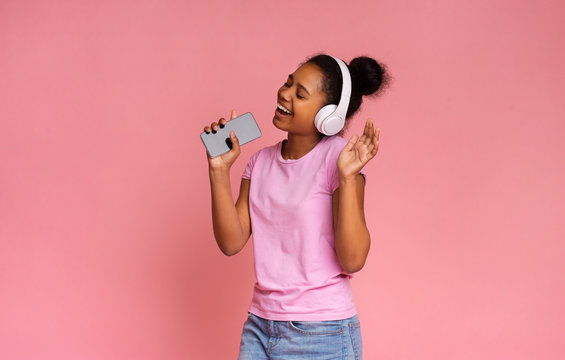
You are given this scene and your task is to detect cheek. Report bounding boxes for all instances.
[295,104,320,130]
[296,103,316,119]
[304,101,323,118]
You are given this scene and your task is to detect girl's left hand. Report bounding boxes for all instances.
[337,118,380,180]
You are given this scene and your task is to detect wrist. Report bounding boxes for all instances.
[339,172,359,186]
[209,165,231,178]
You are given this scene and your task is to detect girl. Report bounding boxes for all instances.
[203,54,388,359]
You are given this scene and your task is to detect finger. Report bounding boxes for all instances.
[229,130,241,154]
[219,118,227,128]
[367,142,379,160]
[360,130,372,145]
[375,127,380,142]
[356,135,366,147]
[364,118,374,138]
[370,119,378,141]
[362,136,378,156]
[362,119,370,138]
[231,109,238,120]
[373,135,379,154]
[343,134,359,152]
[211,120,222,133]
[203,125,211,133]
[364,120,376,145]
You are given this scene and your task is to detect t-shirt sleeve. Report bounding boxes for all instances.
[242,150,260,180]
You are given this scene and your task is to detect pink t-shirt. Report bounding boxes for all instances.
[242,135,362,321]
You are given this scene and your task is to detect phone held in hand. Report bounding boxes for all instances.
[200,112,262,158]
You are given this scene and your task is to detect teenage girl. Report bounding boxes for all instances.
[203,54,388,359]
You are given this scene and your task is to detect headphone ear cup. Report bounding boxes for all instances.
[322,115,345,136]
[315,104,337,134]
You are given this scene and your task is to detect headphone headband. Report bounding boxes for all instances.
[328,55,352,122]
[314,55,352,135]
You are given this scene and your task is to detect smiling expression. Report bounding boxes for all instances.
[273,62,328,136]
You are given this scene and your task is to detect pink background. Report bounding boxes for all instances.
[1,0,564,359]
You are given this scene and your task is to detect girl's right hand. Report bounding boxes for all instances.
[204,110,241,171]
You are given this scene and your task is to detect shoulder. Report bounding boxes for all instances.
[320,135,348,151]
[320,135,348,160]
[319,136,347,191]
[248,141,281,162]
[242,141,281,178]
[325,135,348,148]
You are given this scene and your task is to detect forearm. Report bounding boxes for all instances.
[334,175,371,273]
[209,168,247,255]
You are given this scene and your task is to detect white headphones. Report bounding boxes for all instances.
[314,55,352,136]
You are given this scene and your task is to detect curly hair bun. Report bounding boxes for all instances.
[349,56,388,97]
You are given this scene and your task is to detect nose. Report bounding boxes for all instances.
[278,85,291,101]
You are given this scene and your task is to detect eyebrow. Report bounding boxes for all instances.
[288,74,311,96]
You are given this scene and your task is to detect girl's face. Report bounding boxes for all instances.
[273,62,327,136]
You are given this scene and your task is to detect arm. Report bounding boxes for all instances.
[209,172,251,256]
[332,174,370,273]
[333,118,380,273]
[204,111,252,256]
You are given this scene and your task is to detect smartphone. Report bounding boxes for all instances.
[200,112,262,158]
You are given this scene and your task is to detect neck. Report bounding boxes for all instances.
[281,133,324,160]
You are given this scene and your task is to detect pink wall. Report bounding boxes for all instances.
[1,0,564,359]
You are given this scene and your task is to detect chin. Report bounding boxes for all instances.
[272,117,287,132]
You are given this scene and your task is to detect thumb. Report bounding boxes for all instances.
[229,130,241,153]
[343,134,359,152]
[230,109,238,120]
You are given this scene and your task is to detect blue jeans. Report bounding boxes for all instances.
[238,313,362,359]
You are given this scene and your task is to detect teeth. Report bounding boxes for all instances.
[277,103,293,115]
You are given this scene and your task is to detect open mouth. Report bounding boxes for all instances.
[276,103,293,116]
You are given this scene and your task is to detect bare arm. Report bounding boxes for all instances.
[332,175,370,273]
[204,111,252,256]
[209,172,251,256]
[333,118,379,273]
